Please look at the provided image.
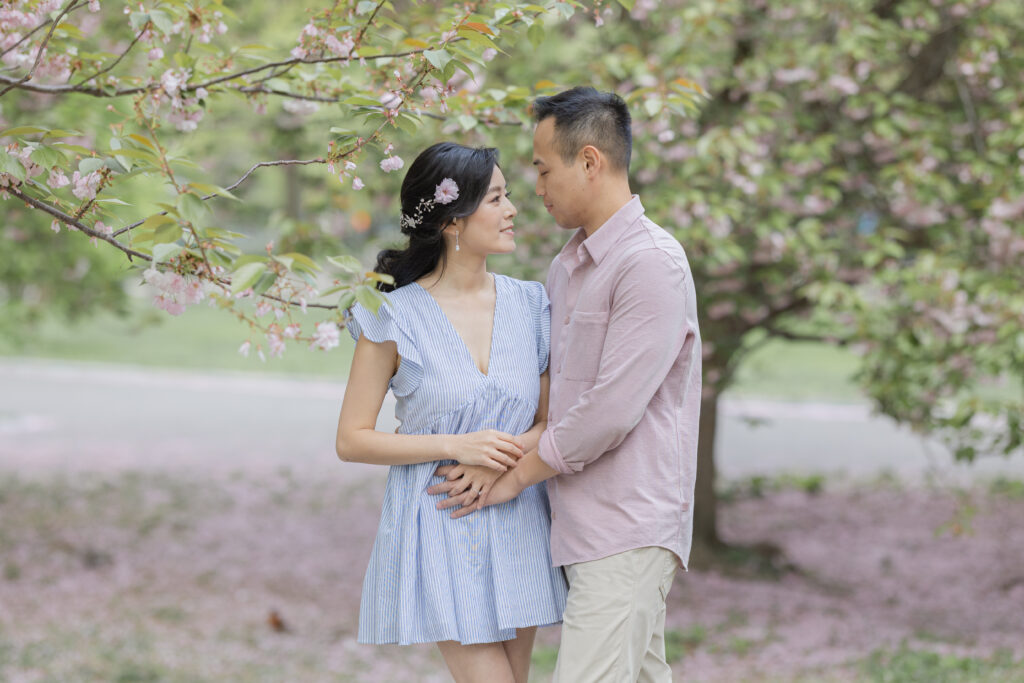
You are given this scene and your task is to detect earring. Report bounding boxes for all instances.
[455,230,460,252]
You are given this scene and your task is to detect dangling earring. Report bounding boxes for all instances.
[455,230,460,252]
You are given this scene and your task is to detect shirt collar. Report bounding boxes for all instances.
[580,195,645,266]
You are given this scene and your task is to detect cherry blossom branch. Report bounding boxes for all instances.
[0,1,85,58]
[5,185,151,261]
[0,48,428,97]
[0,0,80,98]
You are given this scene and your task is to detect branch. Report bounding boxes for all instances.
[221,158,324,194]
[0,48,428,97]
[112,158,325,238]
[73,23,149,87]
[4,185,151,261]
[763,325,853,346]
[0,0,80,98]
[953,72,985,156]
[0,2,85,58]
[897,22,963,98]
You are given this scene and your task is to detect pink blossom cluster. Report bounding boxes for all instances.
[143,266,205,316]
[290,20,355,61]
[70,170,103,200]
[328,150,361,190]
[11,145,43,178]
[311,322,340,351]
[155,69,206,132]
[0,2,74,82]
[981,197,1024,264]
[379,155,404,173]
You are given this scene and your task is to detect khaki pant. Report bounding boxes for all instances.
[553,546,678,683]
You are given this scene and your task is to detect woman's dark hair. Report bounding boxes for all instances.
[532,86,632,171]
[374,142,499,292]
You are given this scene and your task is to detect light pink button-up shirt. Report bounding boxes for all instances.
[537,196,702,569]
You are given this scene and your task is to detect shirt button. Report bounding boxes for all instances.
[563,316,570,324]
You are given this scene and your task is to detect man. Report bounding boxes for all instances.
[434,86,701,682]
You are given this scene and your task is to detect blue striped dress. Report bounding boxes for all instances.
[346,273,568,646]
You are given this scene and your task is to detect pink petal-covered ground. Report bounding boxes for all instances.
[0,469,1022,682]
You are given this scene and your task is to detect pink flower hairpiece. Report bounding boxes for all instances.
[400,177,460,230]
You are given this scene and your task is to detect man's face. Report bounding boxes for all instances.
[532,117,586,230]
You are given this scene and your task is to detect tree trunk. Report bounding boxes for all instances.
[689,391,722,567]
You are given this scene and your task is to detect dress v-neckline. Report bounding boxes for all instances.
[413,274,500,378]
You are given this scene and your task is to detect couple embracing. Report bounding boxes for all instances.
[335,86,702,682]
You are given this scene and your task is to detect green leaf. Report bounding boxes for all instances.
[148,9,174,34]
[129,11,150,32]
[458,115,478,131]
[355,283,387,313]
[154,222,182,245]
[30,145,66,169]
[231,262,267,295]
[178,192,210,226]
[423,49,453,71]
[0,126,48,138]
[78,158,105,174]
[153,243,183,264]
[187,182,239,201]
[52,143,94,156]
[0,150,26,181]
[327,254,362,273]
[616,0,636,9]
[356,0,377,15]
[528,22,545,47]
[457,28,503,53]
[338,291,357,311]
[343,95,382,107]
[366,271,396,285]
[252,272,278,297]
[280,251,320,273]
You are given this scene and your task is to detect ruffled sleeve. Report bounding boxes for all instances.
[523,280,551,374]
[347,300,423,397]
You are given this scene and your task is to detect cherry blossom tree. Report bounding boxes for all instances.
[2,0,1021,564]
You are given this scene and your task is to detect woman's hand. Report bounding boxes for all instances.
[445,430,523,471]
[427,464,503,510]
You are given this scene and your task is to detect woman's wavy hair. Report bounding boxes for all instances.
[374,142,499,292]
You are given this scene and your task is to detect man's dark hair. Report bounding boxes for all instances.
[532,86,632,171]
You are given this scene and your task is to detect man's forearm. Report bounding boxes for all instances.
[512,448,558,489]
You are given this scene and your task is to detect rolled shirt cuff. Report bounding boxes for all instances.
[538,429,576,475]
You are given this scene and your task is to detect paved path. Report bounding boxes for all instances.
[1,358,1020,482]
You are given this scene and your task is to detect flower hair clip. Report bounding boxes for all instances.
[400,178,460,230]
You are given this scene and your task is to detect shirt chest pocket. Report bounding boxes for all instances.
[563,310,609,382]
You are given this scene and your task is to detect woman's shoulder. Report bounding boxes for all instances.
[495,274,546,300]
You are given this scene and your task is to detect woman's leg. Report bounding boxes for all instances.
[437,640,516,683]
[501,626,537,683]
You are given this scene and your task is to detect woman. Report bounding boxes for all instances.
[335,142,567,683]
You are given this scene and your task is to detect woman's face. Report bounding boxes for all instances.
[454,165,518,255]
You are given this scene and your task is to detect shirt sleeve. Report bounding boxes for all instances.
[347,299,423,396]
[538,248,691,474]
[524,280,552,374]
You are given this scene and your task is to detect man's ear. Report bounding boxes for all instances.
[580,145,601,177]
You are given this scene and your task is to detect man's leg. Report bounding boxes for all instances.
[637,552,676,683]
[552,546,678,683]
